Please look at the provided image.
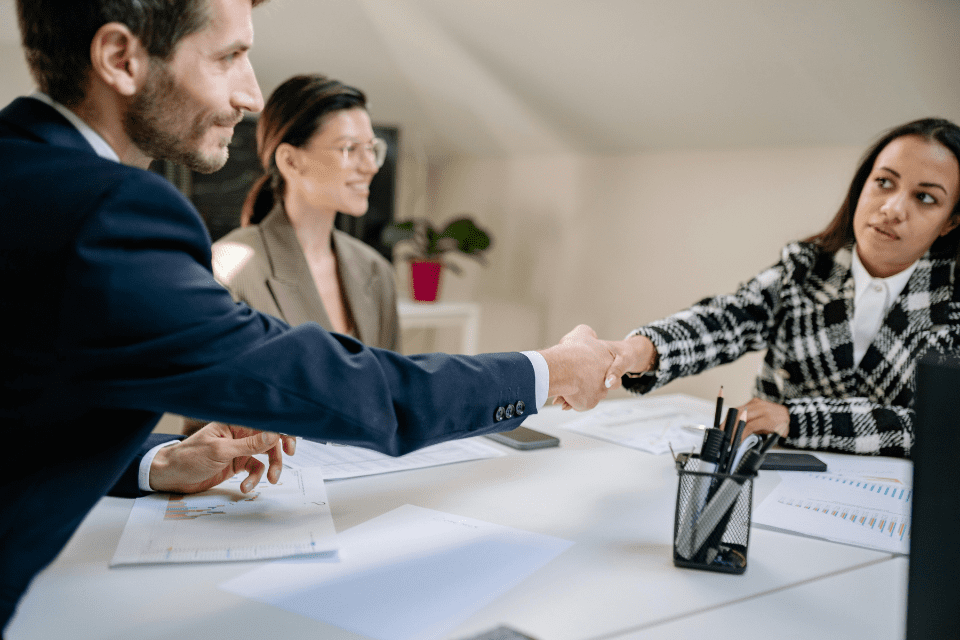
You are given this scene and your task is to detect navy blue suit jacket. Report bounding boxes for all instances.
[0,97,536,631]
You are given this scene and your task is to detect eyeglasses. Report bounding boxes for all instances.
[327,138,388,168]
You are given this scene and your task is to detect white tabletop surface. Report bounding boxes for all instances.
[6,396,904,640]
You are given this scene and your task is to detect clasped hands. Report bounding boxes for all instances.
[539,325,657,411]
[541,326,790,438]
[154,327,651,495]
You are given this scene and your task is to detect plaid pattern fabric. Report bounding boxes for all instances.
[624,241,960,457]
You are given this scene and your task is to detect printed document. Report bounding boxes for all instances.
[111,468,337,565]
[562,394,714,455]
[753,453,913,554]
[285,436,506,479]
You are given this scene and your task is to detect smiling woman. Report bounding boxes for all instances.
[212,74,400,345]
[182,74,401,436]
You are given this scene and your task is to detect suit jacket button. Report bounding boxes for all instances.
[505,403,515,419]
[494,406,505,422]
[515,400,525,415]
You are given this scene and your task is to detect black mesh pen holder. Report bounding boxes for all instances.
[672,452,755,575]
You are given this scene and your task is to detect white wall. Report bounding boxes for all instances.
[415,144,863,406]
[0,43,32,105]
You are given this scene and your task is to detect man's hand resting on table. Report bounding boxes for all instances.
[149,422,297,494]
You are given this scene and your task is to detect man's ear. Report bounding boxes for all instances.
[89,22,150,97]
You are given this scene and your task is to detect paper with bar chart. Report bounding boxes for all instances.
[753,465,912,554]
[111,468,337,565]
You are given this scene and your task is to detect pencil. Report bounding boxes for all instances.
[714,386,724,430]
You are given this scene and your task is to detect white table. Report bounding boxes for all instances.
[6,398,905,640]
[397,299,481,355]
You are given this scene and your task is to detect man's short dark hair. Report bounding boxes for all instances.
[16,0,266,107]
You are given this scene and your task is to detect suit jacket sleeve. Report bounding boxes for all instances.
[108,433,183,498]
[65,171,536,455]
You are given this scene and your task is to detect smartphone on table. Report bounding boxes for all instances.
[759,452,827,472]
[484,426,559,450]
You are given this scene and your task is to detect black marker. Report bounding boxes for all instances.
[716,407,739,475]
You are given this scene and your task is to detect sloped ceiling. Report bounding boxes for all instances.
[3,0,960,158]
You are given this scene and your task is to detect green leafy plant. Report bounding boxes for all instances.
[381,216,492,275]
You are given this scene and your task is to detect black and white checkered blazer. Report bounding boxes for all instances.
[624,241,960,457]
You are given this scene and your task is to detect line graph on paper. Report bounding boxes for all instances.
[754,473,911,554]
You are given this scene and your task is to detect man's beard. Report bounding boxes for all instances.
[125,61,241,174]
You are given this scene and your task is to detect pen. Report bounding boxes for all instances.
[715,408,739,476]
[723,410,747,474]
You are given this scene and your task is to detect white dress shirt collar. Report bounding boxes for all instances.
[851,245,917,306]
[850,245,918,367]
[30,91,121,163]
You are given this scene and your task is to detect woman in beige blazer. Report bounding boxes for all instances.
[213,73,400,348]
[184,75,399,435]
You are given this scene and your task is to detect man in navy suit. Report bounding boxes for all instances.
[0,0,619,632]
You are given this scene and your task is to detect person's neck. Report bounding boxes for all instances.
[74,85,152,169]
[855,245,912,280]
[284,197,337,259]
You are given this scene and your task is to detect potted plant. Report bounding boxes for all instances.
[381,216,492,302]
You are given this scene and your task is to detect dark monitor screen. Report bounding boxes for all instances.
[907,350,960,639]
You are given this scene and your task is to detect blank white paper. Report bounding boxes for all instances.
[219,504,573,640]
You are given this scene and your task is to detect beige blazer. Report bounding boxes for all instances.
[212,206,401,351]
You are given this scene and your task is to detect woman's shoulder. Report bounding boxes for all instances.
[779,240,825,263]
[776,240,850,288]
[211,226,268,285]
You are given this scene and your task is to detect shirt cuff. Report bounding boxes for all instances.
[520,350,550,409]
[139,440,179,493]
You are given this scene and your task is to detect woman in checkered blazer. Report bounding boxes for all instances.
[606,118,960,458]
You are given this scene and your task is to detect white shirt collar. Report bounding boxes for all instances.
[851,244,918,308]
[30,91,121,163]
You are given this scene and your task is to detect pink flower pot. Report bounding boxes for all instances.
[410,260,443,302]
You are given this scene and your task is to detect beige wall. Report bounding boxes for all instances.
[0,43,31,105]
[407,144,863,407]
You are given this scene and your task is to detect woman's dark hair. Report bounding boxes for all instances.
[17,0,269,108]
[241,74,367,226]
[806,117,960,266]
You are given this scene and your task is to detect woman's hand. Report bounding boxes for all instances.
[737,398,790,438]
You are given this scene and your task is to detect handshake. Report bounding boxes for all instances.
[537,324,658,412]
[151,325,659,497]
